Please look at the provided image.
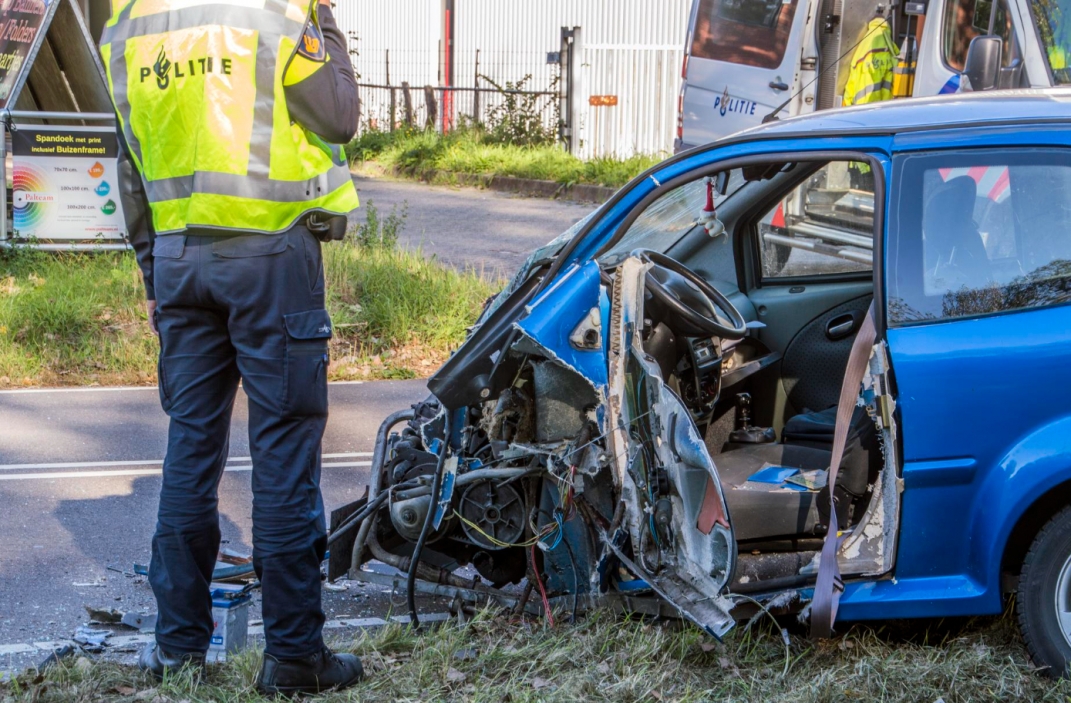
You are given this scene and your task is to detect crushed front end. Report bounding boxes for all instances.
[338,254,738,636]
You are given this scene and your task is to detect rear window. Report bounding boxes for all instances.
[691,0,798,69]
[889,149,1071,325]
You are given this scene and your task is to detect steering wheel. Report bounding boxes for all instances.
[639,250,748,340]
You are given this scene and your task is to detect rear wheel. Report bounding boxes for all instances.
[1018,505,1071,678]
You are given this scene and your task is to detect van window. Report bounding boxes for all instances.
[943,0,1015,71]
[691,0,798,70]
[1028,0,1071,84]
[889,150,1071,325]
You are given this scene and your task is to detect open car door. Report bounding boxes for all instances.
[605,256,738,637]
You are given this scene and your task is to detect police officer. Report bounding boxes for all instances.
[101,0,363,694]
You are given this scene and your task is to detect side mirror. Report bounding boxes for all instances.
[962,35,1002,92]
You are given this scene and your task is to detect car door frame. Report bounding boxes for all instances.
[729,153,885,430]
[596,137,904,572]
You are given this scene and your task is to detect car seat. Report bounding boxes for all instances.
[714,405,879,542]
[923,175,991,287]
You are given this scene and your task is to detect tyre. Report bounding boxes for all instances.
[768,243,792,275]
[1018,505,1071,678]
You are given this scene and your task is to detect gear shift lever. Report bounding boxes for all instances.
[729,393,777,444]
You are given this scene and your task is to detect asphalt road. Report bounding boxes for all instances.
[351,176,592,277]
[0,381,429,671]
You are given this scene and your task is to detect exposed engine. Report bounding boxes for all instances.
[374,372,613,593]
[336,250,898,639]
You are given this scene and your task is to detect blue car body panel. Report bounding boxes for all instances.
[460,91,1071,625]
[516,261,608,388]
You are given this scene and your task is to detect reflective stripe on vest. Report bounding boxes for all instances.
[100,0,359,235]
[850,78,893,105]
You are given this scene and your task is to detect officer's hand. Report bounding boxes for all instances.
[147,300,159,337]
[318,0,330,5]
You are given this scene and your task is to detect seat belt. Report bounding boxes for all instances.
[810,302,877,640]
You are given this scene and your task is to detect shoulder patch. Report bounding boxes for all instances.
[297,21,327,62]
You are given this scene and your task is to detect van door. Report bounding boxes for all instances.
[680,0,809,150]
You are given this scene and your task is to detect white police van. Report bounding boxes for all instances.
[676,0,1068,151]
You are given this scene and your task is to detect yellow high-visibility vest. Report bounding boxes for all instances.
[843,18,899,107]
[1050,45,1068,71]
[100,0,359,235]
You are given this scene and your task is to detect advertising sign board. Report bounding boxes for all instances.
[11,125,127,240]
[0,0,51,108]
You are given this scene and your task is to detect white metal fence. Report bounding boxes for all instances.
[338,0,691,158]
[581,43,683,159]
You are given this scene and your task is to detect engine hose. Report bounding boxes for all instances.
[350,409,416,575]
[367,524,473,589]
[407,409,452,629]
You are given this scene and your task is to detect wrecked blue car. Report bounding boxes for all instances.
[338,90,1071,676]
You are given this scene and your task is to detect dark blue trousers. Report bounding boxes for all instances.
[150,227,332,659]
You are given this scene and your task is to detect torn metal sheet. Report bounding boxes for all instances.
[515,260,609,388]
[120,612,157,631]
[835,341,901,576]
[804,341,901,579]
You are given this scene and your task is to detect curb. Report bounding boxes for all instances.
[352,164,615,204]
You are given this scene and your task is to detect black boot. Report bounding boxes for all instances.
[138,643,206,681]
[256,646,364,695]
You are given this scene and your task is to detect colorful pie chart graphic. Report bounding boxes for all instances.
[12,162,54,232]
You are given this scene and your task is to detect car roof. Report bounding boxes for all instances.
[728,89,1071,142]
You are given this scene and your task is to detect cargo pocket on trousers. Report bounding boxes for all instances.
[157,341,172,412]
[157,356,172,411]
[283,309,333,417]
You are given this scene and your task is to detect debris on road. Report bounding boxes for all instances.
[36,644,75,671]
[72,626,111,652]
[84,606,157,632]
[84,607,122,625]
[120,611,156,631]
[212,550,256,582]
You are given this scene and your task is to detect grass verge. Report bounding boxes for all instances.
[349,128,661,189]
[3,607,1068,702]
[0,213,497,388]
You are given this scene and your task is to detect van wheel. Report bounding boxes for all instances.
[1018,505,1071,678]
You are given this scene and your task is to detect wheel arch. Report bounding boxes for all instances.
[1001,477,1071,592]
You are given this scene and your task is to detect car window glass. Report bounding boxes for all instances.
[758,161,874,279]
[889,152,1071,325]
[691,0,798,69]
[1028,0,1071,84]
[944,0,1015,71]
[599,169,745,265]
